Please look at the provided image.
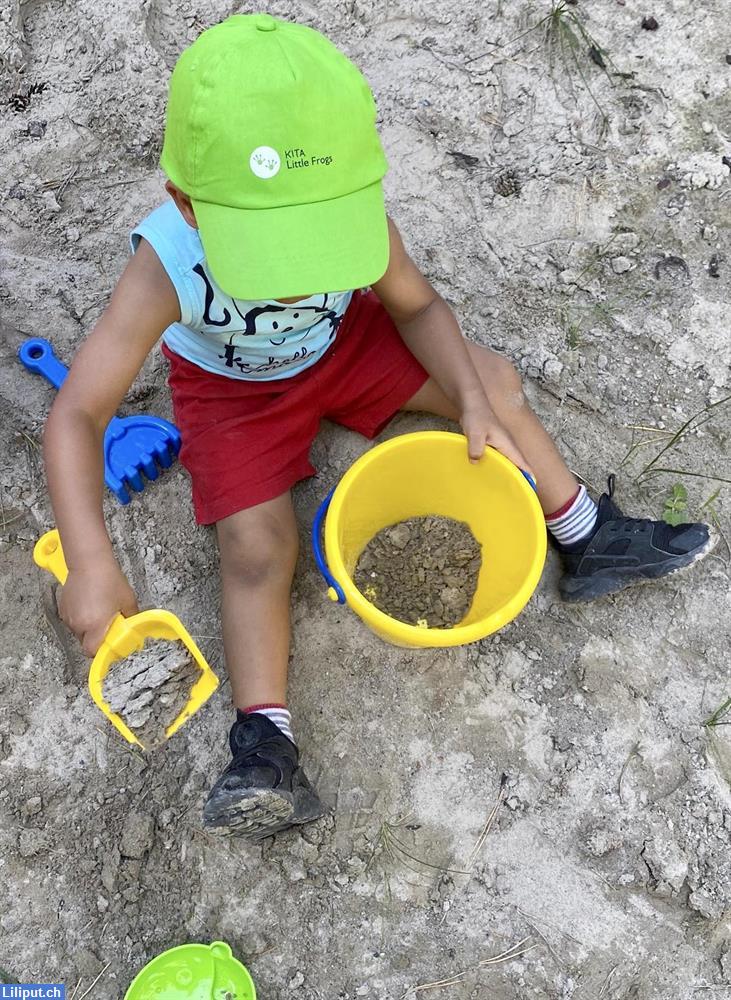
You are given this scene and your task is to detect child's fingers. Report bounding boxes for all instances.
[81,626,106,658]
[486,432,534,481]
[463,420,535,481]
[121,594,140,619]
[467,429,488,463]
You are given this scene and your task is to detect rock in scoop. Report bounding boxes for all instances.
[102,638,199,748]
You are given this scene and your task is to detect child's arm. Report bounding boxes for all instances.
[372,218,531,473]
[43,239,180,655]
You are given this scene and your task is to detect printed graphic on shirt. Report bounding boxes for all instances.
[191,262,346,377]
[130,200,352,382]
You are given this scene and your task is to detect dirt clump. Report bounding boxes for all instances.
[102,639,199,749]
[354,515,481,628]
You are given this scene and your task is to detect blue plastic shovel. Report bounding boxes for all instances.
[18,337,181,505]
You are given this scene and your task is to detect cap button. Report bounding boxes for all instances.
[254,13,277,31]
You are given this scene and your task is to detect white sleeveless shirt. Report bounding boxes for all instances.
[130,200,353,381]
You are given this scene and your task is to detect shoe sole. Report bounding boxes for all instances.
[203,784,325,841]
[559,531,716,603]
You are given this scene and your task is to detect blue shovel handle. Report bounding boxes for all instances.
[311,488,346,605]
[18,337,70,390]
[522,470,537,492]
[18,338,123,498]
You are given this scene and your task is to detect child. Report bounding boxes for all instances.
[44,14,711,840]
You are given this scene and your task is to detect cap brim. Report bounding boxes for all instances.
[192,181,389,300]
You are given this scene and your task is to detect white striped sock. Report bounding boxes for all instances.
[247,706,294,743]
[546,485,598,547]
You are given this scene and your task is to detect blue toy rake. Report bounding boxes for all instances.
[18,337,181,505]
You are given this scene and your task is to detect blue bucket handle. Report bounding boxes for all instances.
[311,487,346,605]
[522,470,538,492]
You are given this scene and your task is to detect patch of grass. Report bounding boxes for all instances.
[555,299,618,357]
[0,966,19,985]
[545,3,612,128]
[467,2,619,132]
[699,487,730,560]
[662,483,688,525]
[571,232,621,285]
[704,697,731,729]
[486,2,616,130]
[705,700,731,793]
[368,813,469,882]
[561,310,583,350]
[620,424,673,469]
[635,394,731,486]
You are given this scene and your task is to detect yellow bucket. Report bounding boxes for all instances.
[312,432,546,648]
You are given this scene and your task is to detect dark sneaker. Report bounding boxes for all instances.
[203,713,325,839]
[558,475,713,602]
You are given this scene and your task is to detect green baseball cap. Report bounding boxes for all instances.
[160,13,389,300]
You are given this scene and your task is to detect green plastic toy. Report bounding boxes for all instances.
[124,941,256,999]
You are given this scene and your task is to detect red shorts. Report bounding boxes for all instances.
[163,290,429,525]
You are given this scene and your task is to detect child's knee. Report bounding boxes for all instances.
[218,513,298,587]
[483,352,526,411]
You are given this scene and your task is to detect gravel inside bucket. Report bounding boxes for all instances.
[353,515,482,628]
[102,639,199,749]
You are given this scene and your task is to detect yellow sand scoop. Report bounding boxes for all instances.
[34,529,219,748]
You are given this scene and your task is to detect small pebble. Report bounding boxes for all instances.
[611,256,632,274]
[26,119,46,137]
[543,358,564,381]
[120,811,156,860]
[21,796,43,818]
[641,15,659,30]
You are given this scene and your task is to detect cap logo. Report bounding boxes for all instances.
[250,146,281,179]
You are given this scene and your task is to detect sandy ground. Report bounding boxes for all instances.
[1,0,730,997]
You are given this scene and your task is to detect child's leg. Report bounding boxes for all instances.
[403,345,578,514]
[403,343,711,600]
[204,491,325,838]
[216,492,298,710]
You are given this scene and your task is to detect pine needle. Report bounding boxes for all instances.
[400,938,536,998]
[75,962,111,1000]
[466,772,509,869]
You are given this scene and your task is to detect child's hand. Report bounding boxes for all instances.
[57,556,139,657]
[460,400,534,478]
